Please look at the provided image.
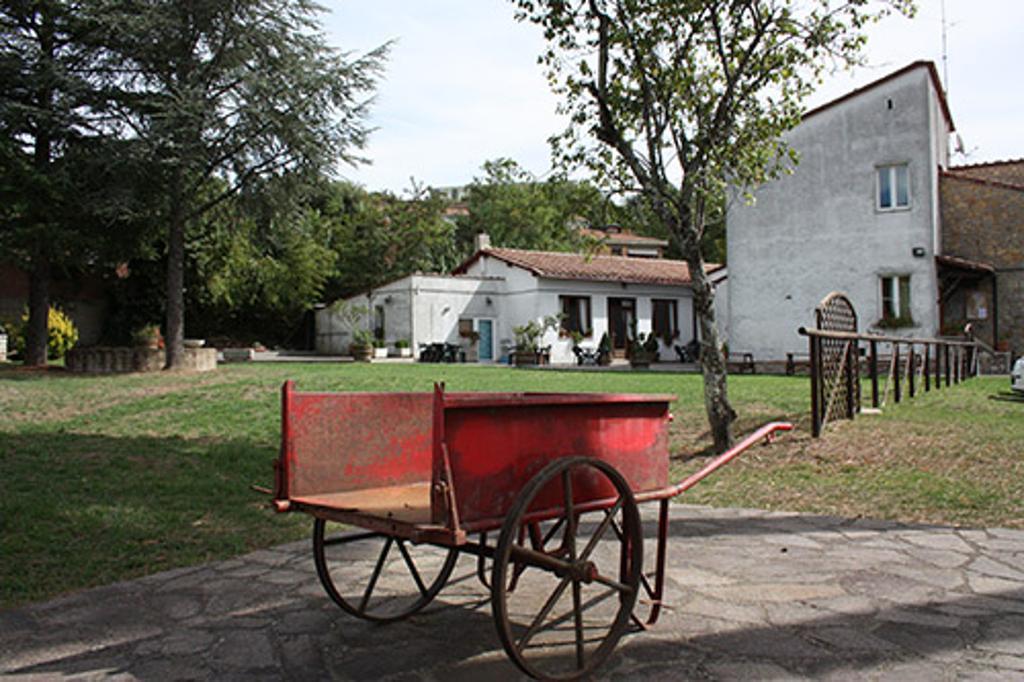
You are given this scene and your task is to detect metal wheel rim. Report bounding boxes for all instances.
[491,456,643,681]
[312,519,459,623]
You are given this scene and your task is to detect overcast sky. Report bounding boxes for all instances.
[325,1,1023,193]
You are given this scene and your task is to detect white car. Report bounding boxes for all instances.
[1013,357,1024,395]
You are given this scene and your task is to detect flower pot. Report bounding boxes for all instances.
[630,352,657,369]
[373,347,388,359]
[513,351,539,366]
[350,344,373,362]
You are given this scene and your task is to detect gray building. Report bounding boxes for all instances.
[727,61,953,359]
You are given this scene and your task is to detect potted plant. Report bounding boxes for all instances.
[597,332,612,366]
[133,323,163,350]
[512,321,541,365]
[875,315,916,330]
[350,329,375,362]
[372,337,388,359]
[629,332,660,368]
[460,329,481,362]
[512,315,560,366]
[395,339,412,358]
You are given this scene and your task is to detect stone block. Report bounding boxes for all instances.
[220,348,255,362]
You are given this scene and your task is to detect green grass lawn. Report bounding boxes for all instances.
[1,362,1020,608]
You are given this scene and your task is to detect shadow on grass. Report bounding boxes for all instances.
[673,413,805,460]
[0,430,296,608]
[989,391,1024,403]
[0,365,71,381]
[2,512,1022,679]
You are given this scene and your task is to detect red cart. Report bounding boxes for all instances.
[271,381,790,681]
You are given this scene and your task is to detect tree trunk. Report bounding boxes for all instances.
[164,199,186,369]
[25,8,55,368]
[25,252,51,367]
[685,250,736,453]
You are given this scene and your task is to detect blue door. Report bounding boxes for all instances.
[478,319,494,361]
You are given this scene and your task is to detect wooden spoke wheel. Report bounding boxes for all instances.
[491,457,643,681]
[312,520,459,623]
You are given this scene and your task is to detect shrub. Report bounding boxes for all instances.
[351,329,375,348]
[628,332,659,358]
[7,307,80,360]
[132,323,164,349]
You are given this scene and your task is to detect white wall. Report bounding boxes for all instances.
[315,274,504,358]
[463,252,695,363]
[407,275,503,358]
[712,274,729,344]
[727,66,950,359]
[314,292,371,355]
[318,254,701,363]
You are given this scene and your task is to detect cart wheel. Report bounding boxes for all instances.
[312,520,459,623]
[492,457,643,681]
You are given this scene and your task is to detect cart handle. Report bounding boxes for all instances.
[669,421,793,497]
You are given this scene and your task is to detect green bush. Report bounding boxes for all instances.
[7,307,80,360]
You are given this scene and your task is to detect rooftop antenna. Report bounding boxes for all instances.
[941,0,949,94]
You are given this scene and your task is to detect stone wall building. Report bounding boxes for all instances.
[940,160,1024,354]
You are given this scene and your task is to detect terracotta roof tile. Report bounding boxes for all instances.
[580,227,669,247]
[948,158,1024,172]
[940,170,1024,193]
[936,254,995,274]
[456,247,721,286]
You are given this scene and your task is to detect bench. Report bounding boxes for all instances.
[727,352,756,374]
[786,352,811,376]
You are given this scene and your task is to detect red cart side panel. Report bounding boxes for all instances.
[439,395,671,528]
[279,388,434,498]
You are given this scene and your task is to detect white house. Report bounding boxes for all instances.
[316,236,725,364]
[727,61,954,359]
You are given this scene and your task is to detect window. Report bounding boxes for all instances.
[559,296,592,336]
[877,164,909,210]
[374,305,385,340]
[651,299,678,343]
[880,275,912,323]
[966,289,989,320]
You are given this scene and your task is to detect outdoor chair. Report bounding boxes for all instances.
[675,340,701,363]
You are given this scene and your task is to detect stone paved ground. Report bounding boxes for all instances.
[2,505,1023,681]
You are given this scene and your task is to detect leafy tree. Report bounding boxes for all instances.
[92,0,387,368]
[456,158,609,252]
[186,178,338,344]
[615,189,726,263]
[327,183,459,299]
[514,0,913,451]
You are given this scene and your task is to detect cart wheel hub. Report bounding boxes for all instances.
[568,560,599,584]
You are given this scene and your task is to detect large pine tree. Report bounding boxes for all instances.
[92,0,387,368]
